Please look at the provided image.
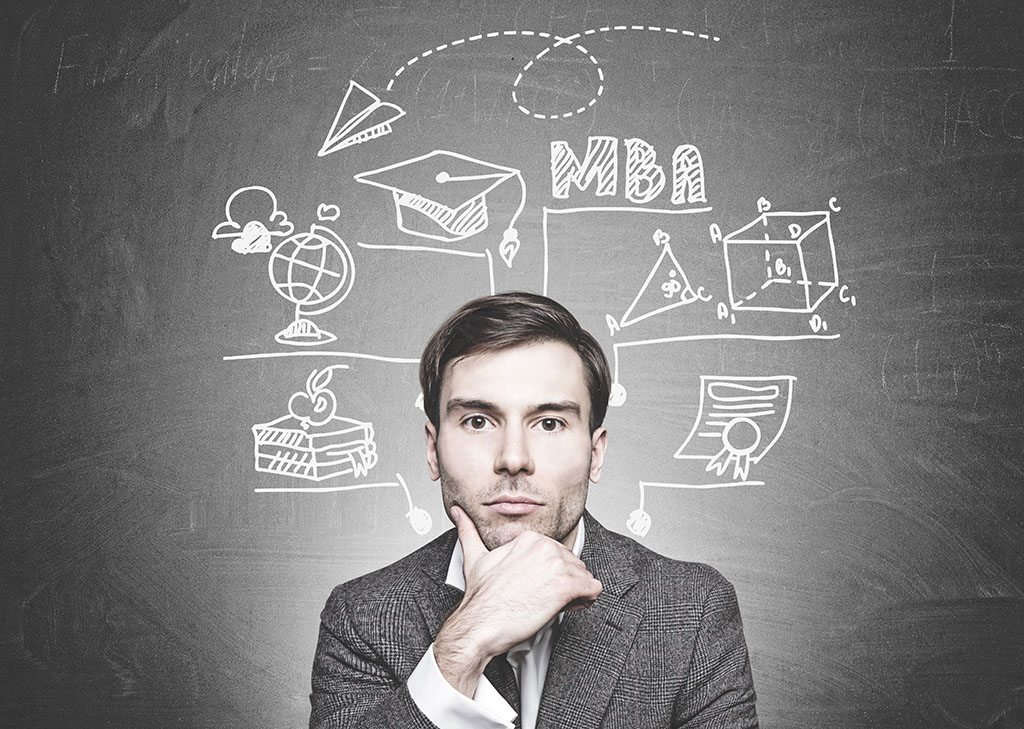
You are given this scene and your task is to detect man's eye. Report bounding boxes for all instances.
[464,416,490,430]
[538,418,563,432]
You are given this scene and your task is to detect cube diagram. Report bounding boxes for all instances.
[723,211,838,313]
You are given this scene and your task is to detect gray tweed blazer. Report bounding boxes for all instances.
[310,511,758,728]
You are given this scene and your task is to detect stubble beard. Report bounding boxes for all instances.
[438,464,591,551]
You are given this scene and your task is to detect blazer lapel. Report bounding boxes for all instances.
[409,530,464,664]
[420,531,521,711]
[536,513,643,729]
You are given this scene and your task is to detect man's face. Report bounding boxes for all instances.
[425,340,608,551]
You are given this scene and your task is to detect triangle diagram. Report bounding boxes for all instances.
[618,239,699,329]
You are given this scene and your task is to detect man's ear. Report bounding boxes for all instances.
[425,421,441,481]
[589,426,608,483]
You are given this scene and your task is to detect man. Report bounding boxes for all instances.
[310,292,758,728]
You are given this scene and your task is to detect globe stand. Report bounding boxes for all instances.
[275,317,337,346]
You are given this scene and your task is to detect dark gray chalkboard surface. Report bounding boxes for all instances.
[3,0,1023,726]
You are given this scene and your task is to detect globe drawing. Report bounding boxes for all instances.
[268,224,355,346]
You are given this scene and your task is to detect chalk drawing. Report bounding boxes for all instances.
[214,187,356,347]
[212,186,294,254]
[223,351,419,365]
[944,0,960,64]
[355,150,525,267]
[542,206,714,297]
[605,228,711,336]
[623,375,794,536]
[542,207,841,406]
[318,80,406,156]
[671,145,707,204]
[255,472,433,535]
[386,25,720,121]
[607,333,835,407]
[714,197,840,315]
[551,137,706,204]
[626,477,765,537]
[676,375,796,481]
[247,367,432,534]
[253,365,378,481]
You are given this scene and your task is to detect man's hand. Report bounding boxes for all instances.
[432,506,602,697]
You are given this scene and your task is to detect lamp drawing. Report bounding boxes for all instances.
[213,187,355,347]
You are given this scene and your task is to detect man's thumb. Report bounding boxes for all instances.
[451,505,486,564]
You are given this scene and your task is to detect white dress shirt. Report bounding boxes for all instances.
[406,519,586,729]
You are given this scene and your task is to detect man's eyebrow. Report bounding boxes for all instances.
[530,400,582,418]
[445,398,498,415]
[444,398,582,418]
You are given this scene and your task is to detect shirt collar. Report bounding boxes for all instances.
[445,517,586,591]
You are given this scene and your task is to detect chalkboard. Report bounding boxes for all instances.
[3,0,1023,726]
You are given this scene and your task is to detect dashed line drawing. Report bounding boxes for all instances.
[253,366,378,482]
[355,150,526,268]
[213,187,356,347]
[254,472,433,535]
[385,25,720,121]
[318,80,406,156]
[676,375,796,480]
[716,197,840,314]
[606,228,711,336]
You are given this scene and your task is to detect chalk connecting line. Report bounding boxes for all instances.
[386,25,721,120]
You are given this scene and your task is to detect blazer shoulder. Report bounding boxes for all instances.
[595,520,739,606]
[323,529,456,614]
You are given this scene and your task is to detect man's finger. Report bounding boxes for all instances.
[451,505,487,567]
[564,597,597,611]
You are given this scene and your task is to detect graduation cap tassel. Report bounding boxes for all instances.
[498,170,526,268]
[433,168,525,268]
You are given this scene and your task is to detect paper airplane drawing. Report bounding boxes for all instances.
[675,375,796,482]
[606,229,706,335]
[318,80,406,156]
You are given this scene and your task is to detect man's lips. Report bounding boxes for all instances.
[485,496,543,515]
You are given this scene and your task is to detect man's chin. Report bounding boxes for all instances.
[478,522,529,551]
[478,514,576,551]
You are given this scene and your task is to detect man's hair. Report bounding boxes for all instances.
[420,292,612,433]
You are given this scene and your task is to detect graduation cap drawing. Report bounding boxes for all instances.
[318,80,406,156]
[354,150,526,267]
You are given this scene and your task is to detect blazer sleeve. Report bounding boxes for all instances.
[309,585,438,729]
[675,572,759,729]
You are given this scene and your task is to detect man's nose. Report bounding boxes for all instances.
[494,427,534,475]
